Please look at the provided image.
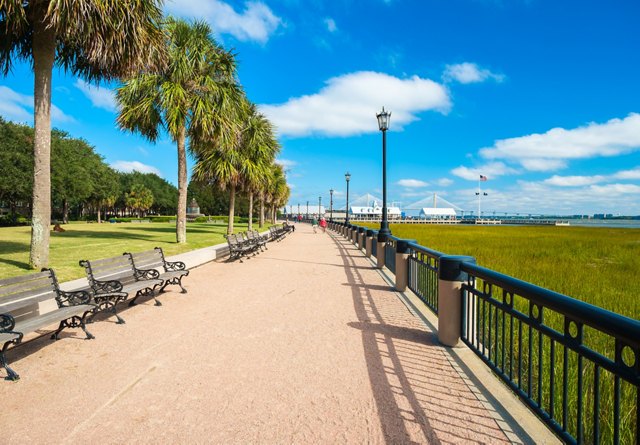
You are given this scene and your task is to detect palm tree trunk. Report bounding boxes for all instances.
[248,192,254,230]
[259,197,265,228]
[97,206,102,224]
[62,199,69,224]
[227,184,236,235]
[29,15,56,269]
[176,125,188,243]
[271,205,276,224]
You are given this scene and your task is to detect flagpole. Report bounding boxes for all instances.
[478,177,481,220]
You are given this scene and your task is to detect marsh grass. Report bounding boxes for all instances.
[0,221,269,282]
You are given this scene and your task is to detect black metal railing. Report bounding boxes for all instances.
[384,236,397,274]
[407,243,443,314]
[460,262,639,445]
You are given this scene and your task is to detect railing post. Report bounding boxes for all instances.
[376,236,386,269]
[351,227,357,244]
[394,240,413,292]
[358,228,365,250]
[365,229,374,257]
[437,255,476,347]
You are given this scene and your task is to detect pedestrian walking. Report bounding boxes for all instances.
[312,216,319,233]
[319,217,327,233]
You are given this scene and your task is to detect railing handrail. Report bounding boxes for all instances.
[460,261,640,347]
[407,242,445,259]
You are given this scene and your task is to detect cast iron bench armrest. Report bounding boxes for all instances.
[1,314,21,339]
[56,289,93,308]
[134,268,160,280]
[164,260,186,271]
[93,278,123,294]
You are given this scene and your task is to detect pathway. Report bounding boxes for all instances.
[2,223,549,444]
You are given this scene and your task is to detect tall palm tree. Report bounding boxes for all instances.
[116,17,240,244]
[266,163,289,224]
[0,0,165,269]
[240,103,279,230]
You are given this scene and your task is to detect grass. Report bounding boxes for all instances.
[361,223,639,444]
[0,221,270,282]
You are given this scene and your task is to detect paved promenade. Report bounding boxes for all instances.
[2,223,551,444]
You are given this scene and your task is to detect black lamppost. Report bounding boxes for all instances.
[345,172,351,223]
[318,196,322,217]
[329,189,334,222]
[306,201,309,219]
[377,107,391,241]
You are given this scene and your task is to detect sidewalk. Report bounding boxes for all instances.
[2,223,549,444]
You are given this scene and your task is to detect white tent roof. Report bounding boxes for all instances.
[420,207,457,216]
[351,206,401,216]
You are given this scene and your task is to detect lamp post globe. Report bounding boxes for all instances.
[376,107,392,241]
[345,172,351,224]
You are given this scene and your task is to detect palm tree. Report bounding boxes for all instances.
[240,103,279,230]
[266,163,289,224]
[116,17,240,244]
[0,0,165,269]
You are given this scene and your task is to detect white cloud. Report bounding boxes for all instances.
[324,17,337,33]
[520,159,567,172]
[74,80,117,112]
[397,178,428,187]
[451,162,518,181]
[166,0,282,43]
[480,114,640,170]
[260,71,451,137]
[435,178,454,187]
[111,160,161,176]
[0,85,74,124]
[613,167,640,180]
[544,175,606,187]
[589,183,640,195]
[442,62,505,84]
[276,158,297,169]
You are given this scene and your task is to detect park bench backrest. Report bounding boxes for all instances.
[128,248,164,272]
[81,255,138,287]
[0,270,59,324]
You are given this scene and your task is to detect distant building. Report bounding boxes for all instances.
[419,207,457,219]
[282,205,325,217]
[350,205,401,220]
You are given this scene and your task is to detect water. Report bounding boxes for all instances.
[566,219,640,228]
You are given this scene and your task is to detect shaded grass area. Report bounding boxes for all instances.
[0,222,269,282]
[366,224,640,320]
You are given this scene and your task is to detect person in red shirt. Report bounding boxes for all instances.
[319,217,327,233]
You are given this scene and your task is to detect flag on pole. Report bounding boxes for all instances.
[479,175,488,181]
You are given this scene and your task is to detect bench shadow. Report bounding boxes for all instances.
[0,257,31,271]
[331,233,514,445]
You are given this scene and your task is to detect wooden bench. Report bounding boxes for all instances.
[247,230,268,251]
[126,247,189,294]
[0,270,96,381]
[269,225,288,242]
[80,254,164,308]
[224,233,256,262]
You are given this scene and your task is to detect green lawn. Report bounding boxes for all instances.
[0,221,269,282]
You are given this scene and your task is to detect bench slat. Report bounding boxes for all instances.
[0,271,51,287]
[0,275,54,298]
[88,256,132,268]
[94,270,136,283]
[15,305,94,333]
[0,289,57,312]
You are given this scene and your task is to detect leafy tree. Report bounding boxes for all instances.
[0,0,165,268]
[51,131,96,223]
[125,184,154,217]
[87,163,120,223]
[0,118,33,215]
[116,17,240,244]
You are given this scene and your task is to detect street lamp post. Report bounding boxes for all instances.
[329,189,334,222]
[318,196,322,218]
[345,172,351,223]
[377,107,392,241]
[306,201,309,220]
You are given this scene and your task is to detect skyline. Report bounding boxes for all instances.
[1,0,639,214]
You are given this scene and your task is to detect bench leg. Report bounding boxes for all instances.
[177,277,187,294]
[110,304,125,324]
[79,316,96,340]
[1,343,19,381]
[51,321,65,340]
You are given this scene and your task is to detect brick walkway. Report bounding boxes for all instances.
[1,223,547,444]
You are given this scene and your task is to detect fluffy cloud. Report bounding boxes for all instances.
[260,71,450,137]
[442,62,505,84]
[166,0,282,43]
[74,80,117,112]
[0,85,74,124]
[613,167,640,179]
[544,175,606,186]
[451,162,518,181]
[435,178,454,187]
[324,18,337,33]
[397,179,428,187]
[480,114,640,170]
[276,158,297,169]
[111,160,161,176]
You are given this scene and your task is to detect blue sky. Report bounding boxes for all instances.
[1,0,640,215]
